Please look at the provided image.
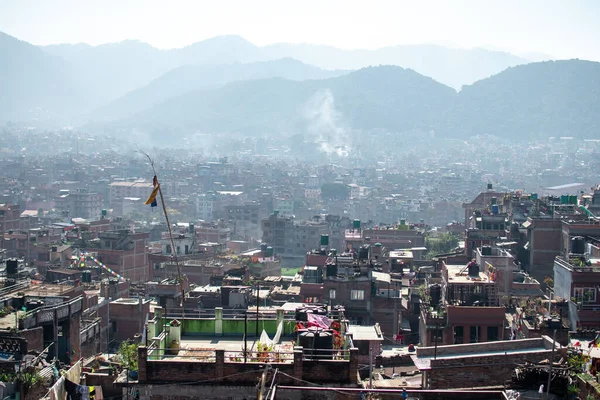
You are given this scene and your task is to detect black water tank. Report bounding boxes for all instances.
[298,328,334,360]
[326,264,338,277]
[82,270,92,283]
[6,259,18,275]
[468,263,480,277]
[358,245,369,260]
[571,236,586,255]
[26,300,44,312]
[482,245,492,256]
[260,243,268,253]
[430,284,441,306]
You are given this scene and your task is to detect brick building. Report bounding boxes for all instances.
[109,297,151,343]
[412,336,561,389]
[78,230,150,282]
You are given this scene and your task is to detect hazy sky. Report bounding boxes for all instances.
[1,0,599,60]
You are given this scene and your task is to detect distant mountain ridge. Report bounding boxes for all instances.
[101,60,600,141]
[2,32,599,142]
[93,58,349,120]
[42,34,533,91]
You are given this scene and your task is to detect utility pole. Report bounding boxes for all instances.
[244,312,248,364]
[258,365,270,400]
[546,329,557,398]
[256,284,260,338]
[369,345,373,389]
[434,320,440,359]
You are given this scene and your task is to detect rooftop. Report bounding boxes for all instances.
[445,264,493,284]
[347,324,384,341]
[389,250,414,259]
[411,336,556,370]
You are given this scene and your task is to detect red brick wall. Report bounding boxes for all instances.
[20,327,43,352]
[69,315,81,361]
[110,300,150,342]
[528,219,562,267]
[138,347,358,385]
[427,350,552,389]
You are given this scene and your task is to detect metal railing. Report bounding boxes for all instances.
[302,348,351,361]
[162,308,290,320]
[21,296,83,329]
[225,350,294,363]
[152,348,217,362]
[577,303,600,311]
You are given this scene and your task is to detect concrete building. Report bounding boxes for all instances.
[554,237,600,330]
[109,180,154,208]
[225,202,261,239]
[55,188,103,219]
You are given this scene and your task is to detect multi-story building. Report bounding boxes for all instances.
[419,257,506,346]
[76,230,150,282]
[0,204,21,252]
[108,180,154,208]
[224,202,261,239]
[55,188,103,219]
[273,196,294,216]
[554,236,600,330]
[196,192,221,222]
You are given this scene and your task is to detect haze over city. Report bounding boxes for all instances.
[1,0,599,60]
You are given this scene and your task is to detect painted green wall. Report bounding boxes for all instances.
[180,318,296,337]
[183,319,215,334]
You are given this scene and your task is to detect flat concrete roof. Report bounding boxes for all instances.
[22,284,73,297]
[412,346,549,370]
[445,264,493,284]
[348,325,383,341]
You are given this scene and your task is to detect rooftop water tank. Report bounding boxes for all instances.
[430,284,441,306]
[353,219,361,229]
[569,195,578,205]
[320,234,329,247]
[571,236,585,255]
[468,262,480,277]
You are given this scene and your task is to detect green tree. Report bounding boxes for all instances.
[425,233,461,259]
[321,183,349,200]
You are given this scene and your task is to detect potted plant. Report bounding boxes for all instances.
[118,341,139,380]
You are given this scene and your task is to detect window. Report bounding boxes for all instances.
[453,326,464,344]
[487,326,499,341]
[574,287,596,303]
[350,290,365,300]
[329,289,336,299]
[430,330,443,343]
[470,326,480,343]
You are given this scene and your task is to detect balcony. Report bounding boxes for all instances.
[421,306,447,328]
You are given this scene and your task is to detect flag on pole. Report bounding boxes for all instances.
[144,175,159,207]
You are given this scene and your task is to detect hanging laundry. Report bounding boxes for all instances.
[64,378,91,400]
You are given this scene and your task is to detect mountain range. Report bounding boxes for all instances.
[1,31,599,141]
[103,60,600,141]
